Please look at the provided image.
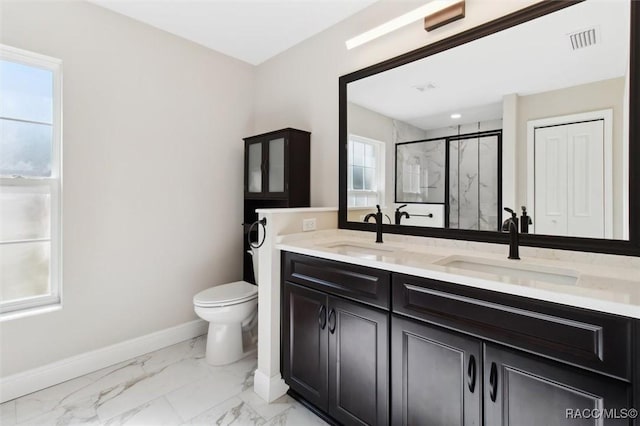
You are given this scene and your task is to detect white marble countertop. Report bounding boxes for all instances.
[275,229,640,319]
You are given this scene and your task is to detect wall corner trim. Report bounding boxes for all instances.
[0,319,207,403]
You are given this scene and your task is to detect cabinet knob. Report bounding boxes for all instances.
[318,305,327,330]
[489,362,498,402]
[328,308,336,334]
[467,355,477,393]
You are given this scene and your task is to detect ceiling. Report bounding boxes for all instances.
[88,0,378,65]
[348,0,630,130]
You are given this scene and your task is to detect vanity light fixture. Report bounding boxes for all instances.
[345,0,465,50]
[451,113,462,119]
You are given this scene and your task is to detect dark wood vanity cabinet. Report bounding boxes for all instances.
[282,282,328,409]
[392,315,630,426]
[281,252,638,425]
[392,274,634,426]
[282,253,389,425]
[391,316,482,425]
[484,344,630,426]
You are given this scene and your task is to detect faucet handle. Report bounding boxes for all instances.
[376,204,382,213]
[504,207,517,218]
[396,204,407,212]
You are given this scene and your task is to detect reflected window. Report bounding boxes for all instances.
[348,135,384,207]
[0,45,62,319]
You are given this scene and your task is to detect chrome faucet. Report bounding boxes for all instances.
[364,205,384,243]
[395,204,410,225]
[502,207,520,260]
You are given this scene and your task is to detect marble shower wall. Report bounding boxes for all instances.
[393,119,429,144]
[449,134,500,231]
[396,139,446,204]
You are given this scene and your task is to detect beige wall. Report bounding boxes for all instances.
[516,77,626,238]
[253,0,541,207]
[0,1,254,376]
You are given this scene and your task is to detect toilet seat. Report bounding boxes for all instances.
[193,281,258,307]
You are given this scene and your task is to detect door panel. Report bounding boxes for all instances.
[328,296,388,426]
[534,125,568,235]
[391,316,482,426]
[534,120,605,238]
[282,281,328,410]
[567,120,604,238]
[484,344,629,426]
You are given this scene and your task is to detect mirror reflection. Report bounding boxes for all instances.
[345,0,630,240]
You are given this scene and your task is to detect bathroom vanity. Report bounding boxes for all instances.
[277,232,640,425]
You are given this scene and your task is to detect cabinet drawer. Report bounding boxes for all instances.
[283,252,391,309]
[392,273,632,381]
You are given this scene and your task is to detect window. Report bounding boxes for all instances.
[0,45,62,319]
[347,135,384,207]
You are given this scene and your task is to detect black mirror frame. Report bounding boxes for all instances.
[339,0,640,256]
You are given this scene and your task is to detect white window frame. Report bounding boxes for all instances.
[347,134,385,208]
[1,44,63,320]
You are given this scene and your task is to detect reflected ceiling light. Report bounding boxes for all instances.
[451,113,462,119]
[346,0,465,50]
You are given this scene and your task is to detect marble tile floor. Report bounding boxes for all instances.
[0,336,328,426]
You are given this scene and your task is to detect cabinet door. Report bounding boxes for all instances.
[246,140,263,194]
[391,316,482,426]
[282,281,328,410]
[484,344,630,426]
[266,136,286,195]
[328,296,388,426]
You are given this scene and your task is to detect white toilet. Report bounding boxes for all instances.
[193,248,259,366]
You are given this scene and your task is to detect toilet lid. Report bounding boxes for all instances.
[193,281,257,307]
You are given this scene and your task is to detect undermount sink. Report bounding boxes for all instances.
[321,242,397,260]
[436,255,579,286]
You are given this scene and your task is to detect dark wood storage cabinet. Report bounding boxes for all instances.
[281,252,639,426]
[244,128,310,201]
[243,128,310,283]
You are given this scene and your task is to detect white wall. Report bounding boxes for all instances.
[253,0,541,207]
[0,1,254,377]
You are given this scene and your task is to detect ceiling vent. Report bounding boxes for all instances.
[568,27,598,50]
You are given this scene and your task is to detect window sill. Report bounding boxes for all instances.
[0,303,62,322]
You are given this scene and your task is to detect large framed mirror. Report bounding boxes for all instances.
[339,0,640,256]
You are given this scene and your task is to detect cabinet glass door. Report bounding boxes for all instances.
[247,142,262,193]
[268,137,285,193]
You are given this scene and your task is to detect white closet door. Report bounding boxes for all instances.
[534,125,569,236]
[566,120,604,238]
[534,120,604,238]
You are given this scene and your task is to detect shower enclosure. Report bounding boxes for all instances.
[396,129,502,231]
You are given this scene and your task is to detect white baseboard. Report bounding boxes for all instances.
[253,370,289,403]
[0,319,207,403]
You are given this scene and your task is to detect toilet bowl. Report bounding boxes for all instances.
[193,281,258,365]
